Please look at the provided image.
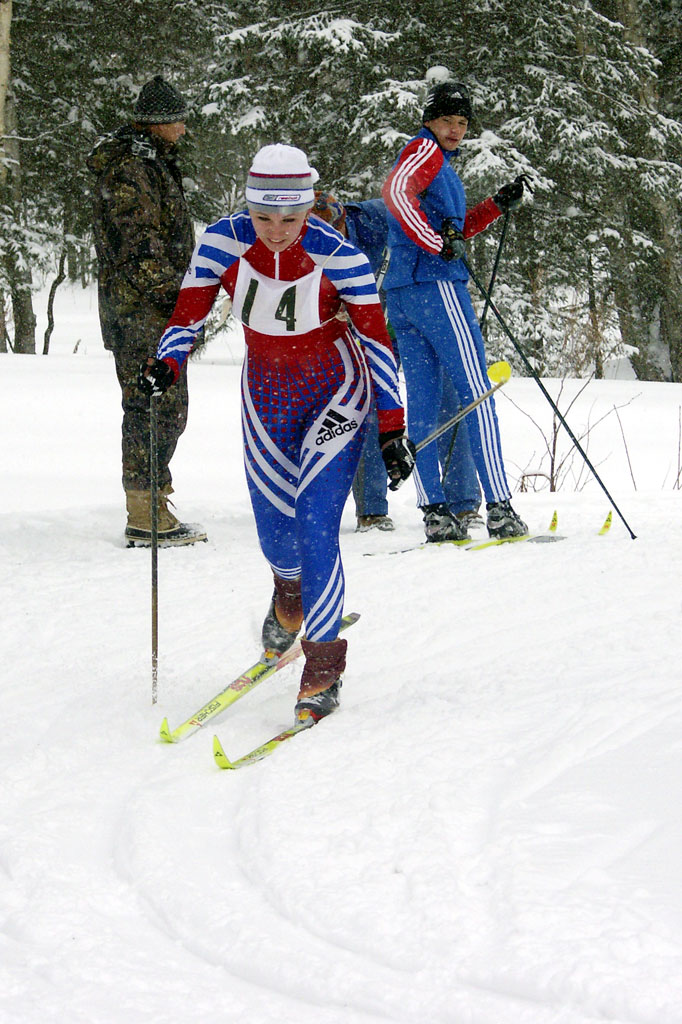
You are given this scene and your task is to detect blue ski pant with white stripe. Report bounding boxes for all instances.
[242,340,369,643]
[352,368,481,517]
[386,279,511,506]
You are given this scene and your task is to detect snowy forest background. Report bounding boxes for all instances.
[2,0,682,382]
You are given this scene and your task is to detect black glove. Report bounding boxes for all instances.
[493,174,528,213]
[137,357,175,398]
[439,218,466,262]
[379,431,417,492]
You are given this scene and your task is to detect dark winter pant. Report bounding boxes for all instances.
[102,307,188,492]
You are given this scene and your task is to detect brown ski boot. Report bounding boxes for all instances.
[261,573,303,657]
[294,636,347,724]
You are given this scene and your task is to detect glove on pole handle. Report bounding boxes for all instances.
[462,255,637,540]
[150,395,159,704]
[416,361,511,453]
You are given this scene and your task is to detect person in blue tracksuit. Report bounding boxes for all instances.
[312,191,482,534]
[382,79,527,542]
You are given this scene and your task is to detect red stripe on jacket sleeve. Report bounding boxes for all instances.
[382,138,444,254]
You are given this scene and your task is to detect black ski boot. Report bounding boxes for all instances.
[486,499,528,539]
[422,502,469,543]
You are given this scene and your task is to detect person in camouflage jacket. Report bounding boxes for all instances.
[87,75,206,547]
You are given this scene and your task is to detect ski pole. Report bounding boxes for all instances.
[416,361,511,452]
[150,395,159,704]
[480,174,533,331]
[441,212,513,481]
[375,246,390,292]
[480,209,510,331]
[462,255,637,539]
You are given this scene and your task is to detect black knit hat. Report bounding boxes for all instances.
[134,76,187,125]
[422,82,472,123]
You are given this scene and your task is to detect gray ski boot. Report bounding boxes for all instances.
[485,499,528,539]
[422,502,469,543]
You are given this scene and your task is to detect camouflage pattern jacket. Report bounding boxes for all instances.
[87,126,195,343]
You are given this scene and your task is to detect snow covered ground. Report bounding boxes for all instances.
[2,283,682,1024]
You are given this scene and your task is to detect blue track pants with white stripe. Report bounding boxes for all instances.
[386,279,511,505]
[242,340,369,643]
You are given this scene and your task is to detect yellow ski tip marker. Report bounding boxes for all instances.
[159,717,174,743]
[213,735,236,770]
[599,510,613,535]
[487,360,512,385]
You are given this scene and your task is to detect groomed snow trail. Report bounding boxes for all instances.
[2,340,682,1023]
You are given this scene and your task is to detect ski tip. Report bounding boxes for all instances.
[599,510,613,535]
[487,359,512,385]
[549,510,558,532]
[213,735,236,770]
[159,717,175,744]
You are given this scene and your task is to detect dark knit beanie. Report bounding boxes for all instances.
[134,76,187,125]
[422,82,472,123]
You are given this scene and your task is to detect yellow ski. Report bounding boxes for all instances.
[159,612,360,743]
[213,718,316,770]
[465,510,560,551]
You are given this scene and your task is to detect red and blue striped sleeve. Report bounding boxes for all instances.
[156,216,246,377]
[382,137,444,255]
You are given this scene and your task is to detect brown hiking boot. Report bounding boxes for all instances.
[124,489,207,547]
[295,636,347,723]
[356,514,395,532]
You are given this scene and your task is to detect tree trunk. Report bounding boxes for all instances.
[616,0,682,380]
[586,252,603,379]
[9,271,35,353]
[2,48,36,355]
[649,206,682,382]
[43,249,66,354]
[609,242,648,379]
[0,0,10,185]
[0,289,8,352]
[3,252,35,353]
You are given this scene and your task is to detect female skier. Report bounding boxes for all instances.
[381,79,527,542]
[139,144,414,725]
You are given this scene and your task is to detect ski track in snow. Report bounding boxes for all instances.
[2,293,682,1024]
